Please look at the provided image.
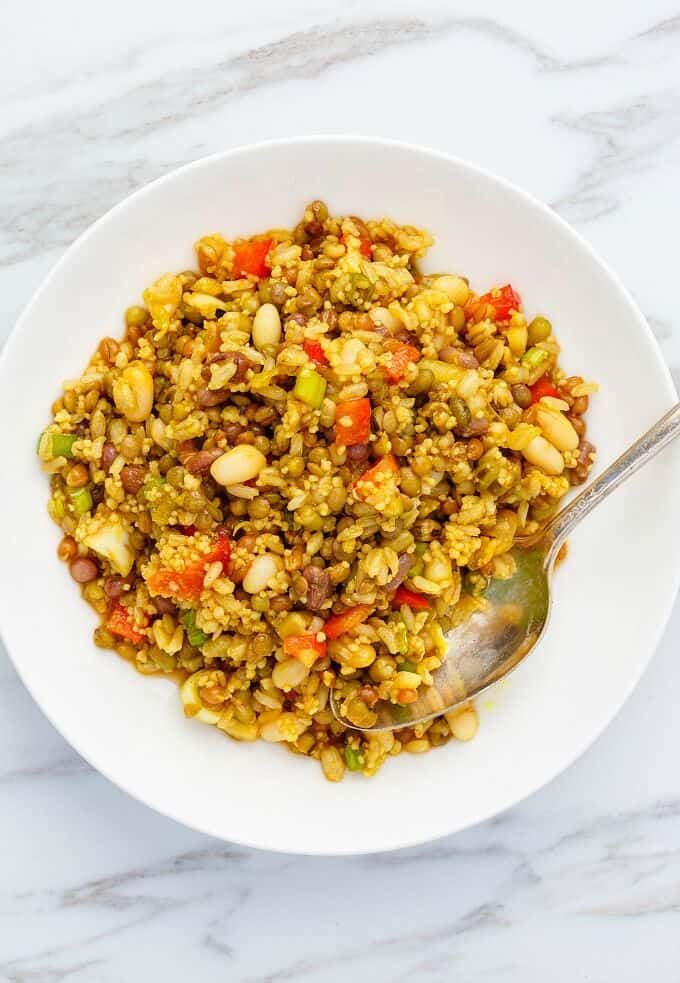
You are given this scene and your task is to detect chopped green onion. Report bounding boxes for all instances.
[394,621,409,655]
[37,430,77,460]
[521,347,548,370]
[344,746,364,771]
[181,610,209,647]
[293,366,327,409]
[52,433,78,458]
[414,541,427,556]
[390,703,411,724]
[397,659,418,673]
[68,486,93,517]
[409,556,424,578]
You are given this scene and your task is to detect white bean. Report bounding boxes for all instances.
[446,705,478,741]
[242,553,282,594]
[369,306,398,331]
[535,406,579,451]
[432,275,470,306]
[272,658,310,690]
[210,445,266,487]
[180,673,221,725]
[113,362,154,423]
[252,303,282,350]
[521,434,565,475]
[320,746,345,782]
[341,338,366,364]
[259,711,308,743]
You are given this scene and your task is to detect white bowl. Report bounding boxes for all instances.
[0,138,678,855]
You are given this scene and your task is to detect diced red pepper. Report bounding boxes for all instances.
[208,528,232,567]
[146,531,231,601]
[232,238,273,278]
[335,398,371,446]
[354,454,399,500]
[476,284,521,321]
[146,565,206,601]
[529,377,561,404]
[384,341,420,383]
[341,233,372,258]
[324,604,373,640]
[303,339,328,366]
[283,633,327,667]
[392,586,431,610]
[107,603,148,643]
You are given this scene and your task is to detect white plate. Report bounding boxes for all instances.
[0,138,678,855]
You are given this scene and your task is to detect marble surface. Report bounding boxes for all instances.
[2,1,680,978]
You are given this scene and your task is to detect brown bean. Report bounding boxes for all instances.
[511,384,533,409]
[57,536,78,562]
[467,417,489,435]
[177,439,197,463]
[101,442,117,470]
[229,351,253,383]
[570,440,596,485]
[120,465,146,494]
[349,215,370,239]
[320,308,338,330]
[347,443,370,462]
[203,351,252,385]
[572,395,589,415]
[104,574,135,598]
[440,499,459,516]
[577,439,596,467]
[569,415,586,437]
[302,565,330,611]
[104,575,125,599]
[270,595,293,613]
[224,422,245,444]
[358,685,379,708]
[304,219,323,237]
[153,596,177,615]
[66,463,89,488]
[185,447,223,475]
[439,347,479,369]
[98,337,119,364]
[197,386,229,408]
[383,554,414,593]
[467,438,485,461]
[69,557,99,583]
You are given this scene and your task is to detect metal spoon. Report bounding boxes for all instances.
[332,402,680,732]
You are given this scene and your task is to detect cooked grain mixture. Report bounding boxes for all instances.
[39,202,596,780]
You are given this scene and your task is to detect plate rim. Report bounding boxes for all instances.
[0,135,677,855]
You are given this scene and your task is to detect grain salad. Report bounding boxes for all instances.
[39,201,597,781]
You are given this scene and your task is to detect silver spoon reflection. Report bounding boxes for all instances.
[331,403,680,731]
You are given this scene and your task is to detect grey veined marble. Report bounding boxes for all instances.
[1,1,679,979]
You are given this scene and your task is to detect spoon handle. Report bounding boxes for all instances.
[544,401,680,556]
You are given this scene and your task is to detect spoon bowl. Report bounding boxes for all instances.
[332,402,680,731]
